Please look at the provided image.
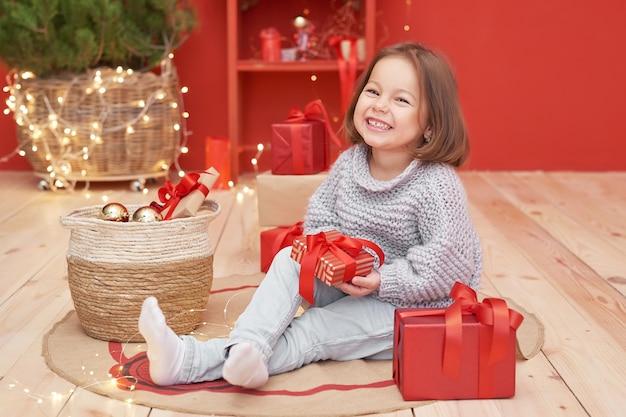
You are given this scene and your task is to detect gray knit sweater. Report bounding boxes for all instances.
[304,144,482,308]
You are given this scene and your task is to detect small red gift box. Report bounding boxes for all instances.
[260,222,304,273]
[271,120,326,175]
[290,230,384,305]
[271,100,344,175]
[393,282,524,400]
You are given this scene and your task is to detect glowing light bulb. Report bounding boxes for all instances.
[294,15,307,28]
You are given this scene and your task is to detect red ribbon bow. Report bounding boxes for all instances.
[298,231,385,305]
[395,282,524,397]
[328,36,358,112]
[155,172,211,220]
[286,99,344,150]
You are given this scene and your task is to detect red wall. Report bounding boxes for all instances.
[2,0,625,172]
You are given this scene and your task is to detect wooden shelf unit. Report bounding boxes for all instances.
[226,0,376,180]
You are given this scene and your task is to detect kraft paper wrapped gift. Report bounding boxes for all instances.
[290,230,384,305]
[154,167,220,220]
[256,170,328,227]
[393,282,525,400]
[260,222,303,273]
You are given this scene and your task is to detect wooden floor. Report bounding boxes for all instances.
[0,170,624,417]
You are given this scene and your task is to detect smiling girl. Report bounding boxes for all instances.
[138,41,482,389]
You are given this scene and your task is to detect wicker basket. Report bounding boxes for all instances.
[13,60,181,181]
[60,200,221,342]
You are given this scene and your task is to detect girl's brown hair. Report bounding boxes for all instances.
[343,42,470,167]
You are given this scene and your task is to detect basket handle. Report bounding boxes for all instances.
[199,199,221,220]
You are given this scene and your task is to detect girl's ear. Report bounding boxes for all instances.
[425,126,433,138]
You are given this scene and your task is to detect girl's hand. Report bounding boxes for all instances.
[335,270,381,297]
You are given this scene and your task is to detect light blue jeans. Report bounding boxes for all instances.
[176,247,396,384]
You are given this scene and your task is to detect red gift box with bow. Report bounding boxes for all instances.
[260,222,304,273]
[271,100,344,175]
[290,230,385,305]
[393,282,525,400]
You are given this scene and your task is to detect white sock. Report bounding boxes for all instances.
[222,342,269,389]
[138,296,185,386]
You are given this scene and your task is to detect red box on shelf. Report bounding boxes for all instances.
[393,285,524,401]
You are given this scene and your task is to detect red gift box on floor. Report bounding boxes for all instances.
[271,100,344,175]
[260,222,304,272]
[290,230,384,305]
[393,282,524,400]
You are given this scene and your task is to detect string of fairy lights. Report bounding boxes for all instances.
[2,54,190,192]
[3,290,255,413]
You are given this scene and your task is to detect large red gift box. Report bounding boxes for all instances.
[260,222,304,272]
[271,100,344,175]
[393,282,524,400]
[290,230,384,305]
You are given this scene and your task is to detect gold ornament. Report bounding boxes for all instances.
[132,206,164,222]
[99,202,130,222]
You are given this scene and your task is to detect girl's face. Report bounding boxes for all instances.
[353,56,430,153]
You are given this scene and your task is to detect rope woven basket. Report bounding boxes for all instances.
[13,60,181,180]
[60,200,221,342]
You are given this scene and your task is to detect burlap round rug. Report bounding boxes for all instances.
[43,273,544,417]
